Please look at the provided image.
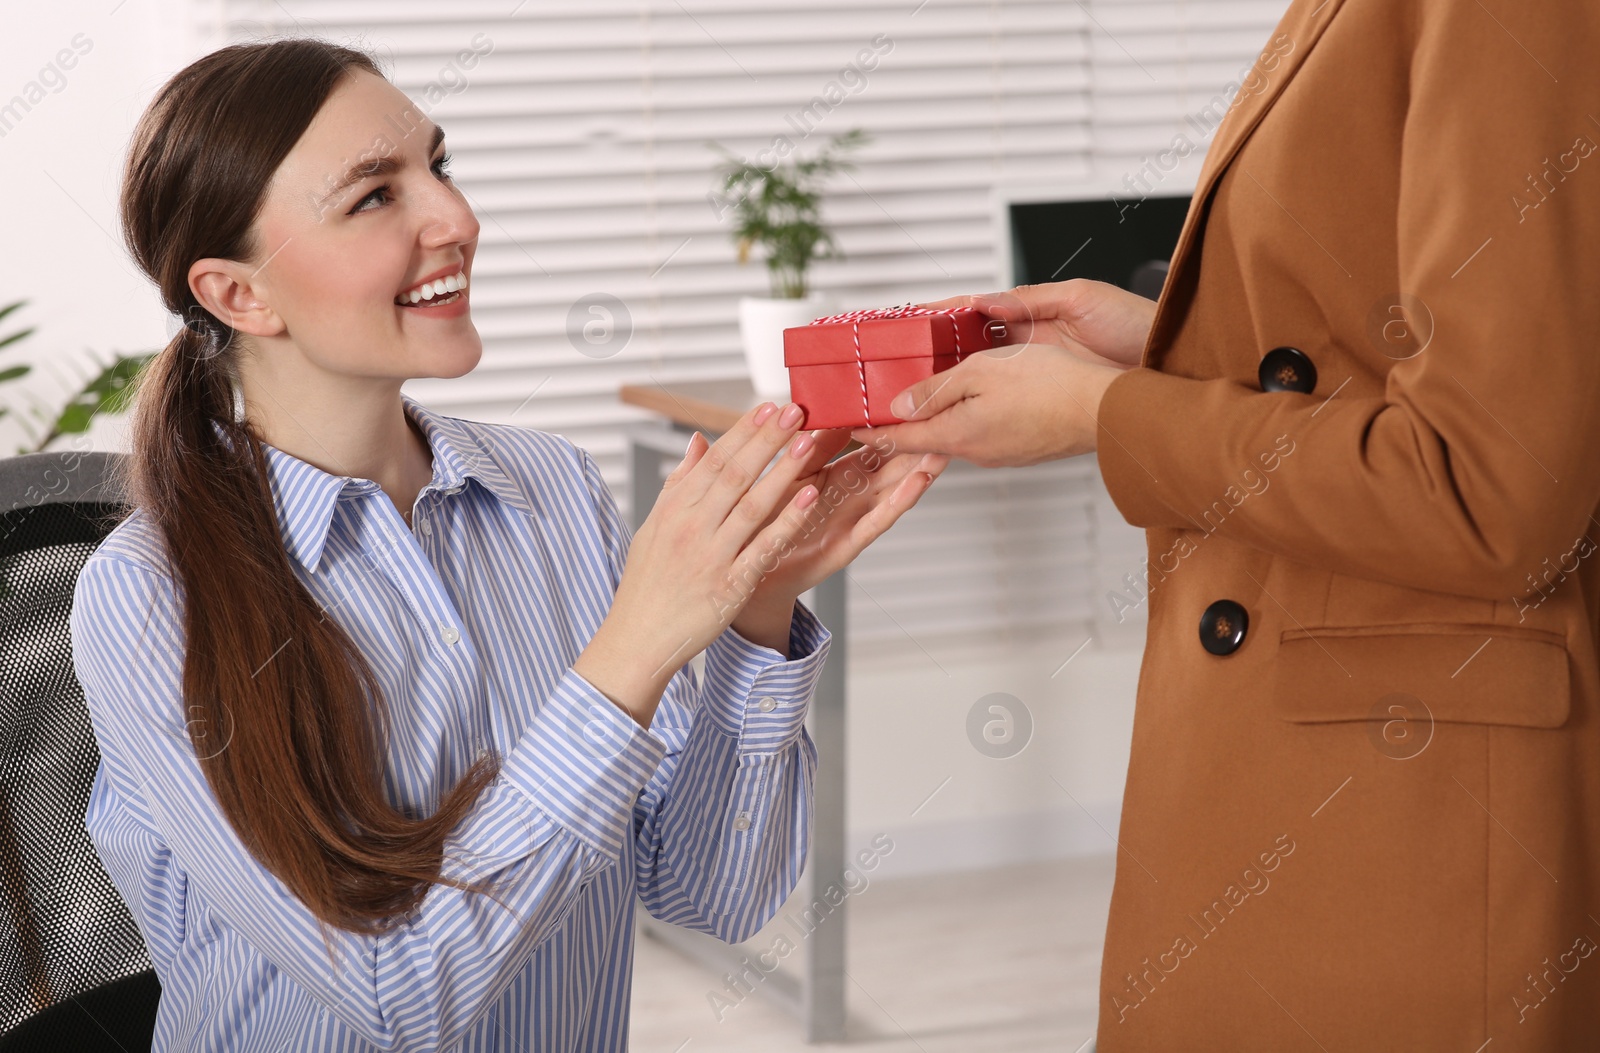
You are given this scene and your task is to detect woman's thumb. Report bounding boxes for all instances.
[889,367,967,421]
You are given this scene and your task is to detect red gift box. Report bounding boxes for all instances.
[783,305,998,429]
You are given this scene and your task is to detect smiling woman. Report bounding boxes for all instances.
[178,63,487,473]
[73,35,943,1053]
[115,41,490,938]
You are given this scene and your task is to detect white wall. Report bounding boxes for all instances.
[0,1,214,456]
[841,453,1153,875]
[846,636,1144,880]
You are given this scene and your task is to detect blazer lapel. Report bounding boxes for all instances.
[1143,0,1348,367]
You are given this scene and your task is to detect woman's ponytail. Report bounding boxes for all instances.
[115,39,503,939]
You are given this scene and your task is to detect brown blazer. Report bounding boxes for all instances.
[1092,0,1600,1048]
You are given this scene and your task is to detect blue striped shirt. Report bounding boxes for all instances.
[68,392,830,1051]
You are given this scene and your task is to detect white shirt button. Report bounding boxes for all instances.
[732,813,751,831]
[439,624,460,645]
[757,696,777,712]
[418,515,432,536]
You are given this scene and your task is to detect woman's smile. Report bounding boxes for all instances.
[395,266,469,318]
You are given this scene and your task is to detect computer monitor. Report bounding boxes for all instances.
[994,179,1193,301]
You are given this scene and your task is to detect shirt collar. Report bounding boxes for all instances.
[208,392,536,573]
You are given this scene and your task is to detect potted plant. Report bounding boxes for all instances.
[710,128,868,397]
[0,299,154,455]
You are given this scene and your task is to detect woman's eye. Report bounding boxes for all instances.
[349,185,388,214]
[347,155,452,215]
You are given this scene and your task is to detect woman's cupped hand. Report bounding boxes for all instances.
[576,400,947,724]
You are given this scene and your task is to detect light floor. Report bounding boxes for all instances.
[628,855,1114,1052]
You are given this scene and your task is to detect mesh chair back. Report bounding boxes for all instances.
[0,450,152,1035]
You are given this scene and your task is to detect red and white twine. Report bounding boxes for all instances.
[806,304,982,427]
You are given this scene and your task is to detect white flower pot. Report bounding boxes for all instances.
[739,292,833,399]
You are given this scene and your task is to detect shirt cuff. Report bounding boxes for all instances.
[499,668,668,859]
[698,598,832,750]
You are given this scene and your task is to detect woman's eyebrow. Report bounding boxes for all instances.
[318,123,447,208]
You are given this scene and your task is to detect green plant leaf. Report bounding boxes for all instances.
[0,301,155,453]
[34,352,154,449]
[0,300,33,354]
[67,353,151,422]
[707,128,870,296]
[0,327,35,353]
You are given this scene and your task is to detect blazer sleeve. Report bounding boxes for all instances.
[1092,0,1600,602]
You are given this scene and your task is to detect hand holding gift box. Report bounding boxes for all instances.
[783,305,1007,429]
[821,285,1139,467]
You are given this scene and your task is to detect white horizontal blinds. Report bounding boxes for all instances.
[1071,0,1290,656]
[209,0,1280,656]
[1086,0,1290,172]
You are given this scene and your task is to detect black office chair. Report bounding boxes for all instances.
[0,450,160,1052]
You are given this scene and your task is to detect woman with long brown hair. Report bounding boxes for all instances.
[69,37,944,1051]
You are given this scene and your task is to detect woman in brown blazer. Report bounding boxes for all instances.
[859,0,1600,1048]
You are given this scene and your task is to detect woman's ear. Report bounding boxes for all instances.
[189,258,284,339]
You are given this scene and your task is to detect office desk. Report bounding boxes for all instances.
[619,378,847,1043]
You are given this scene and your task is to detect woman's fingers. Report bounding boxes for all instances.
[894,355,978,422]
[660,431,708,492]
[621,410,945,666]
[728,483,825,590]
[696,401,809,524]
[791,428,855,478]
[680,418,932,570]
[711,421,827,553]
[798,448,914,516]
[711,428,888,557]
[914,292,982,313]
[971,281,1089,323]
[848,455,946,548]
[676,400,799,508]
[670,403,769,505]
[870,451,951,498]
[730,449,946,590]
[848,395,982,458]
[845,443,949,497]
